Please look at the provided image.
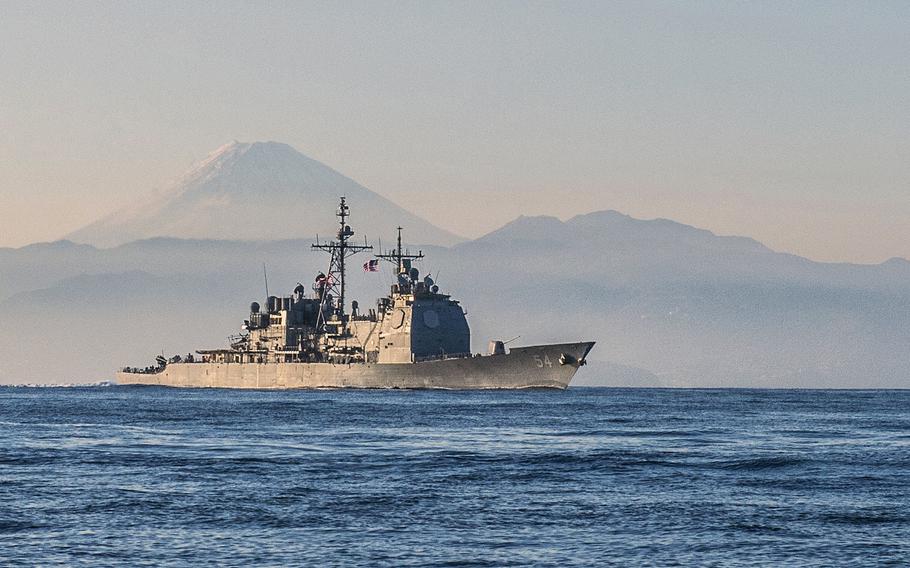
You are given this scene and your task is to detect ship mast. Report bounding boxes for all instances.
[376,226,423,274]
[311,197,372,335]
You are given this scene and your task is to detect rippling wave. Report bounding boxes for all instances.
[0,386,908,566]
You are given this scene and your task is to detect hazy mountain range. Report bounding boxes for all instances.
[2,142,908,388]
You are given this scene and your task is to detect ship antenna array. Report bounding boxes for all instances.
[311,197,372,336]
[375,226,424,272]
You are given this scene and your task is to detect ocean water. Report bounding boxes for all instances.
[0,387,908,567]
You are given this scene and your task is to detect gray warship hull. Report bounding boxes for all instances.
[117,342,595,390]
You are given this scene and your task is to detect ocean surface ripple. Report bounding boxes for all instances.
[1,387,908,566]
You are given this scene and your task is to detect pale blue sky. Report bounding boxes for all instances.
[1,1,908,262]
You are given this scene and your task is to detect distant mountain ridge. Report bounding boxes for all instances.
[468,211,771,255]
[4,192,909,387]
[455,211,910,292]
[66,141,463,247]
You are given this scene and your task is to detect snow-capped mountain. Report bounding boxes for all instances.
[66,141,463,247]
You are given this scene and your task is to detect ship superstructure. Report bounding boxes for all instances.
[118,198,594,389]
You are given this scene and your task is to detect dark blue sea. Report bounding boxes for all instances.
[1,387,908,567]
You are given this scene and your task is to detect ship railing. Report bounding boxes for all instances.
[413,352,473,363]
[122,366,166,374]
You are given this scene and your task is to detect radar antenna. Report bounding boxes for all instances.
[375,226,423,273]
[311,197,372,335]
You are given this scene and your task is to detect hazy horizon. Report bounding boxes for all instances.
[2,2,909,263]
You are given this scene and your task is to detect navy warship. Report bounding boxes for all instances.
[117,198,594,389]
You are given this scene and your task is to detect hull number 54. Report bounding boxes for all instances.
[534,354,553,368]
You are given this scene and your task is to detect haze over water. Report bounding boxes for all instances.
[2,386,908,566]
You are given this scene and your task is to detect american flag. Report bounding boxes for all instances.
[363,259,380,272]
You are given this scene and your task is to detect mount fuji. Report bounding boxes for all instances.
[66,141,463,247]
